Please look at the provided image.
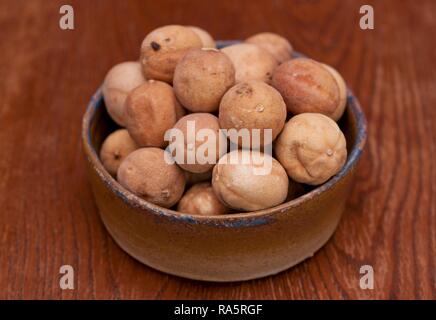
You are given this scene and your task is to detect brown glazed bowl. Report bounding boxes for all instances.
[82,42,367,282]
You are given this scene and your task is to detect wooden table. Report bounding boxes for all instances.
[0,0,434,300]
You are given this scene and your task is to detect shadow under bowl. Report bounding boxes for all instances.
[82,43,367,282]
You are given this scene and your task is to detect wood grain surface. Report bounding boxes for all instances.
[0,0,434,300]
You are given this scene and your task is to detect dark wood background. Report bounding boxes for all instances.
[0,0,434,300]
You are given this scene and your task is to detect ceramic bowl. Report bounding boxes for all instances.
[82,42,367,282]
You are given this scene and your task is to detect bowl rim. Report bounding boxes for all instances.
[82,47,367,227]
